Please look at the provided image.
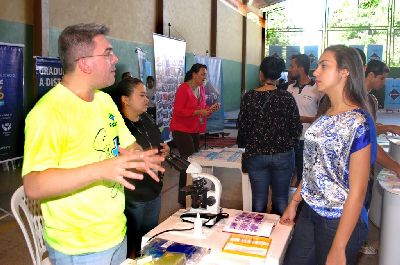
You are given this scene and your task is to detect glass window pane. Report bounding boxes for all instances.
[391,29,400,67]
[327,29,388,62]
[327,0,390,27]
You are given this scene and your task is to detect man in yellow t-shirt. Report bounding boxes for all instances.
[22,23,164,265]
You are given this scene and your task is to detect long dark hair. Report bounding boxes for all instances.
[184,63,207,82]
[317,45,369,116]
[114,78,144,110]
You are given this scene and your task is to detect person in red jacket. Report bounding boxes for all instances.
[170,63,219,205]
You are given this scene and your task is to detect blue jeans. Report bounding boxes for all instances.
[244,149,294,215]
[125,195,161,256]
[283,203,367,265]
[46,236,127,265]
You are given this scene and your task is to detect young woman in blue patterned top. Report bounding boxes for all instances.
[281,45,377,265]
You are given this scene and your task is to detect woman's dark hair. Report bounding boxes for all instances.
[114,78,144,110]
[184,63,207,82]
[259,56,285,81]
[317,45,369,116]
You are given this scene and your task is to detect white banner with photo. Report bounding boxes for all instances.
[136,48,146,82]
[194,55,224,133]
[153,34,186,141]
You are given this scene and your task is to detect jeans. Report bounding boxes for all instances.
[46,236,127,265]
[294,140,304,185]
[125,195,161,257]
[172,131,200,205]
[283,203,368,265]
[243,149,294,215]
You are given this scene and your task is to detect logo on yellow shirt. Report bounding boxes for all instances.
[109,113,117,127]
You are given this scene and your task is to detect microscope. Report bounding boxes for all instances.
[179,162,223,227]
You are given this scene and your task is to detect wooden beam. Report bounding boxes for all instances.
[210,0,217,57]
[261,12,266,60]
[155,0,164,35]
[241,0,247,94]
[33,0,49,56]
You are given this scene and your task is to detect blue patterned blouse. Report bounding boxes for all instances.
[301,108,377,219]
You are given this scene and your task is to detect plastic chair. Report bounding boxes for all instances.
[10,186,51,265]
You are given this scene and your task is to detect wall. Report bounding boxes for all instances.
[164,0,211,56]
[246,18,262,92]
[0,0,263,115]
[49,0,157,86]
[217,1,243,112]
[49,0,156,45]
[0,0,33,24]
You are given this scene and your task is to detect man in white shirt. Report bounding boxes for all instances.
[287,54,324,186]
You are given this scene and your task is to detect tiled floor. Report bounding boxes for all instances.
[2,109,398,264]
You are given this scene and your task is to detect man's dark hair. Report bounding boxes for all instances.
[260,56,285,80]
[365,59,390,77]
[355,48,366,66]
[146,75,155,83]
[122,71,132,80]
[293,54,310,75]
[58,23,109,74]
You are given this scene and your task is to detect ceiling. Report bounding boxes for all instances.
[250,0,286,9]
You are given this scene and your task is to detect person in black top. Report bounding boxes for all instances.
[237,56,302,215]
[114,78,170,257]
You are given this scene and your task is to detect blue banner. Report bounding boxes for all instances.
[349,45,365,52]
[304,46,319,70]
[0,43,24,161]
[136,48,146,82]
[367,45,383,62]
[35,57,63,99]
[384,78,400,110]
[285,46,300,70]
[195,55,224,133]
[269,45,283,59]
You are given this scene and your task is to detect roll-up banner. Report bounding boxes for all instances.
[153,34,186,142]
[0,43,24,161]
[194,55,224,133]
[34,57,63,99]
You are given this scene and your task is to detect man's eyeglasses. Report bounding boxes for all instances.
[75,50,115,62]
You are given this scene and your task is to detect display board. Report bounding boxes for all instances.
[194,55,224,133]
[0,43,24,161]
[153,34,186,141]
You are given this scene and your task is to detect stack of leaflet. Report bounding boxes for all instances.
[191,148,244,163]
[141,238,210,265]
[222,234,272,259]
[221,212,278,259]
[222,211,279,237]
[377,169,400,195]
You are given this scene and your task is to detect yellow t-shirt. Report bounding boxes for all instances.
[22,83,135,255]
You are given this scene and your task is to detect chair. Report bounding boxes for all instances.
[10,186,51,265]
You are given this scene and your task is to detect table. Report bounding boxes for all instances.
[369,134,396,227]
[377,169,400,265]
[141,208,293,265]
[188,148,252,211]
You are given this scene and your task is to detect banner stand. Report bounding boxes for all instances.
[0,156,23,171]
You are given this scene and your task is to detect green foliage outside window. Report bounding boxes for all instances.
[264,0,400,66]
